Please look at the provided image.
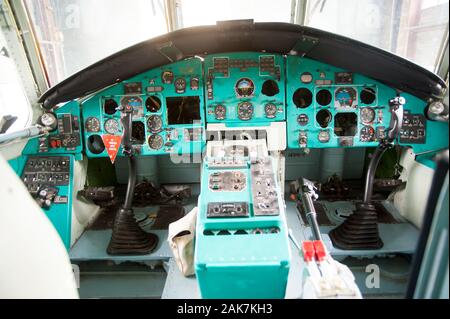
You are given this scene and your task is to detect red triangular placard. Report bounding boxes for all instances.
[101,134,122,164]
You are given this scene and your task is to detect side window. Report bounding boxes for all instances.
[0,31,32,133]
[24,0,168,86]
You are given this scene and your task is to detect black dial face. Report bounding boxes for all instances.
[335,87,357,108]
[214,105,226,120]
[360,107,376,124]
[237,102,253,120]
[174,77,187,93]
[235,78,255,98]
[147,115,163,133]
[104,118,120,134]
[161,71,174,84]
[148,134,163,150]
[360,125,375,142]
[85,117,100,132]
[264,103,277,118]
[104,99,118,115]
[145,96,161,112]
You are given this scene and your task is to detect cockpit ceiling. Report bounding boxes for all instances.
[38,22,446,108]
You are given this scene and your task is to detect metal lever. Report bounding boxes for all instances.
[119,104,133,155]
[298,177,322,241]
[363,95,405,203]
[386,95,405,143]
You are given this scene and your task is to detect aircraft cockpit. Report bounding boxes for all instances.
[0,0,448,301]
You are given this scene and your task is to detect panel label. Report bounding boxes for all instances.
[101,134,122,163]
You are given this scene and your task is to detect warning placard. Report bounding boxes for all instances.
[101,135,122,164]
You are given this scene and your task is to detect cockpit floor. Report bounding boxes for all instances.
[70,195,417,298]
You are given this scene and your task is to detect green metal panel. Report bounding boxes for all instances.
[81,57,205,158]
[194,157,291,298]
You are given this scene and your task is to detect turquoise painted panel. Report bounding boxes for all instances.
[285,56,448,153]
[287,56,395,149]
[81,57,205,158]
[10,154,74,250]
[22,100,83,155]
[204,52,286,126]
[195,157,291,298]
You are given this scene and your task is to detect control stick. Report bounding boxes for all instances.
[107,104,158,255]
[329,95,405,250]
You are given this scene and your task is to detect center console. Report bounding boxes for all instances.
[194,140,291,298]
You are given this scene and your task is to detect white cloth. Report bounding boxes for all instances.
[168,207,197,276]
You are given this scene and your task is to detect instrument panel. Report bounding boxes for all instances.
[204,52,286,124]
[82,58,205,157]
[27,52,443,159]
[286,56,393,149]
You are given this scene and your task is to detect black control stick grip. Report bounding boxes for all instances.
[119,104,133,154]
[386,96,405,143]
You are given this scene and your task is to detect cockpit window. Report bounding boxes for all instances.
[178,0,292,27]
[0,29,32,132]
[306,0,449,72]
[23,0,168,86]
[23,0,448,87]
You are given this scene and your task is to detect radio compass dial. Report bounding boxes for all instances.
[214,104,226,120]
[85,117,100,132]
[148,134,164,150]
[237,102,253,121]
[147,115,163,133]
[264,103,277,118]
[360,107,376,124]
[104,118,120,134]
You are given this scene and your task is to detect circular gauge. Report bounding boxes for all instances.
[145,96,161,112]
[190,77,199,90]
[300,72,313,84]
[335,87,357,108]
[214,105,226,120]
[318,130,330,143]
[261,80,279,96]
[39,112,57,131]
[293,88,313,108]
[148,134,164,150]
[161,71,174,84]
[316,89,332,106]
[297,114,309,126]
[235,78,255,98]
[104,118,120,134]
[85,117,100,133]
[237,102,253,120]
[264,103,277,118]
[87,134,105,154]
[360,87,376,104]
[316,109,332,128]
[360,126,375,142]
[174,77,187,93]
[360,107,376,124]
[147,115,163,133]
[104,99,118,115]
